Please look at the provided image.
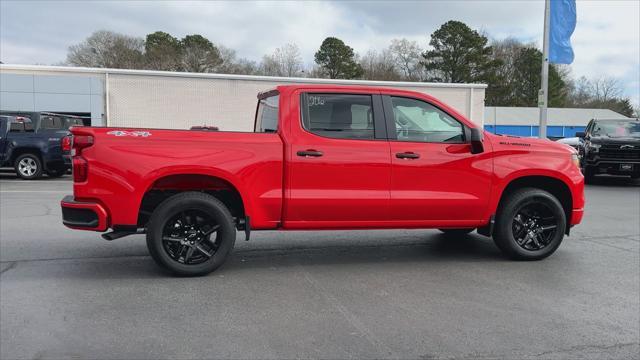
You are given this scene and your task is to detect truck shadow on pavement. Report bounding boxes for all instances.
[0,169,71,180]
[3,234,509,280]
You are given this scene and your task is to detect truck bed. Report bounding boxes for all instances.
[71,127,284,229]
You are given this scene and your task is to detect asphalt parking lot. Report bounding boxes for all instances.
[1,172,638,360]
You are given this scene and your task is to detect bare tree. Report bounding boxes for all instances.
[66,30,145,69]
[305,64,327,79]
[489,37,530,105]
[259,53,280,76]
[567,76,592,105]
[260,43,304,77]
[591,76,623,102]
[568,76,624,105]
[277,43,304,77]
[565,75,634,116]
[216,45,259,75]
[360,49,402,81]
[389,38,424,81]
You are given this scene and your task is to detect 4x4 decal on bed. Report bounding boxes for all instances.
[107,130,152,137]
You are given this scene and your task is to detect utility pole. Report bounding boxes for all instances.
[538,0,551,139]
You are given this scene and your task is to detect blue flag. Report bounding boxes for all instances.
[549,0,577,64]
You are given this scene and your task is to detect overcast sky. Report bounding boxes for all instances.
[1,0,638,105]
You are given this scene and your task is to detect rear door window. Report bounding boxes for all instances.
[40,116,64,130]
[301,94,375,140]
[63,118,85,129]
[255,95,279,133]
[9,122,25,132]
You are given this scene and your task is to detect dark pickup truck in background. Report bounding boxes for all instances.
[0,112,81,179]
[577,118,640,181]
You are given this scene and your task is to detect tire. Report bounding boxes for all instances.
[47,168,66,178]
[146,192,236,276]
[438,228,475,236]
[14,153,43,180]
[493,188,566,261]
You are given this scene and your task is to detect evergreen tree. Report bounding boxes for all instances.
[314,37,363,79]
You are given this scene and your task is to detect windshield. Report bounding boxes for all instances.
[592,120,640,138]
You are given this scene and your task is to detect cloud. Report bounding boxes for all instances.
[1,0,638,105]
[569,1,640,105]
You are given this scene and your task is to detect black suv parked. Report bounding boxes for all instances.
[0,112,82,179]
[577,118,640,181]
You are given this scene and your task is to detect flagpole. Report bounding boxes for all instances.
[539,0,551,139]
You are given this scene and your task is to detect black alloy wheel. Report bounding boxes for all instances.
[511,201,560,251]
[162,209,220,265]
[146,192,236,276]
[493,188,566,260]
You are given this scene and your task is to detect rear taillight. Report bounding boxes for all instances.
[71,135,93,182]
[61,136,72,152]
[73,157,88,182]
[71,135,94,156]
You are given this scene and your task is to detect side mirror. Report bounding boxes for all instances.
[470,128,484,154]
[575,131,586,139]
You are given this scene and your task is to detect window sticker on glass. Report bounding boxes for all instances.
[302,94,374,140]
[308,96,326,106]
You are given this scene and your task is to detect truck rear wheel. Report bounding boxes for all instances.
[146,192,236,276]
[15,153,43,180]
[493,188,566,260]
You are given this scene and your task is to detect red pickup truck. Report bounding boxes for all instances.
[61,85,584,276]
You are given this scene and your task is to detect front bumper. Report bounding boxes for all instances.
[584,155,640,175]
[61,195,108,231]
[570,208,584,225]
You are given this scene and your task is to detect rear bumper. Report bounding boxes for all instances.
[61,195,108,231]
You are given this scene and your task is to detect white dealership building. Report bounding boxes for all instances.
[0,64,486,130]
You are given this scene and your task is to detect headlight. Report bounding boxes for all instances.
[571,153,580,168]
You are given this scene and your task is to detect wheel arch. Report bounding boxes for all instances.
[495,175,573,234]
[137,171,248,228]
[10,147,43,164]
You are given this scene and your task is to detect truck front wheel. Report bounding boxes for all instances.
[146,192,236,276]
[493,188,566,260]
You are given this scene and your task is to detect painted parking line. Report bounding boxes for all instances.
[0,180,71,183]
[0,191,69,193]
